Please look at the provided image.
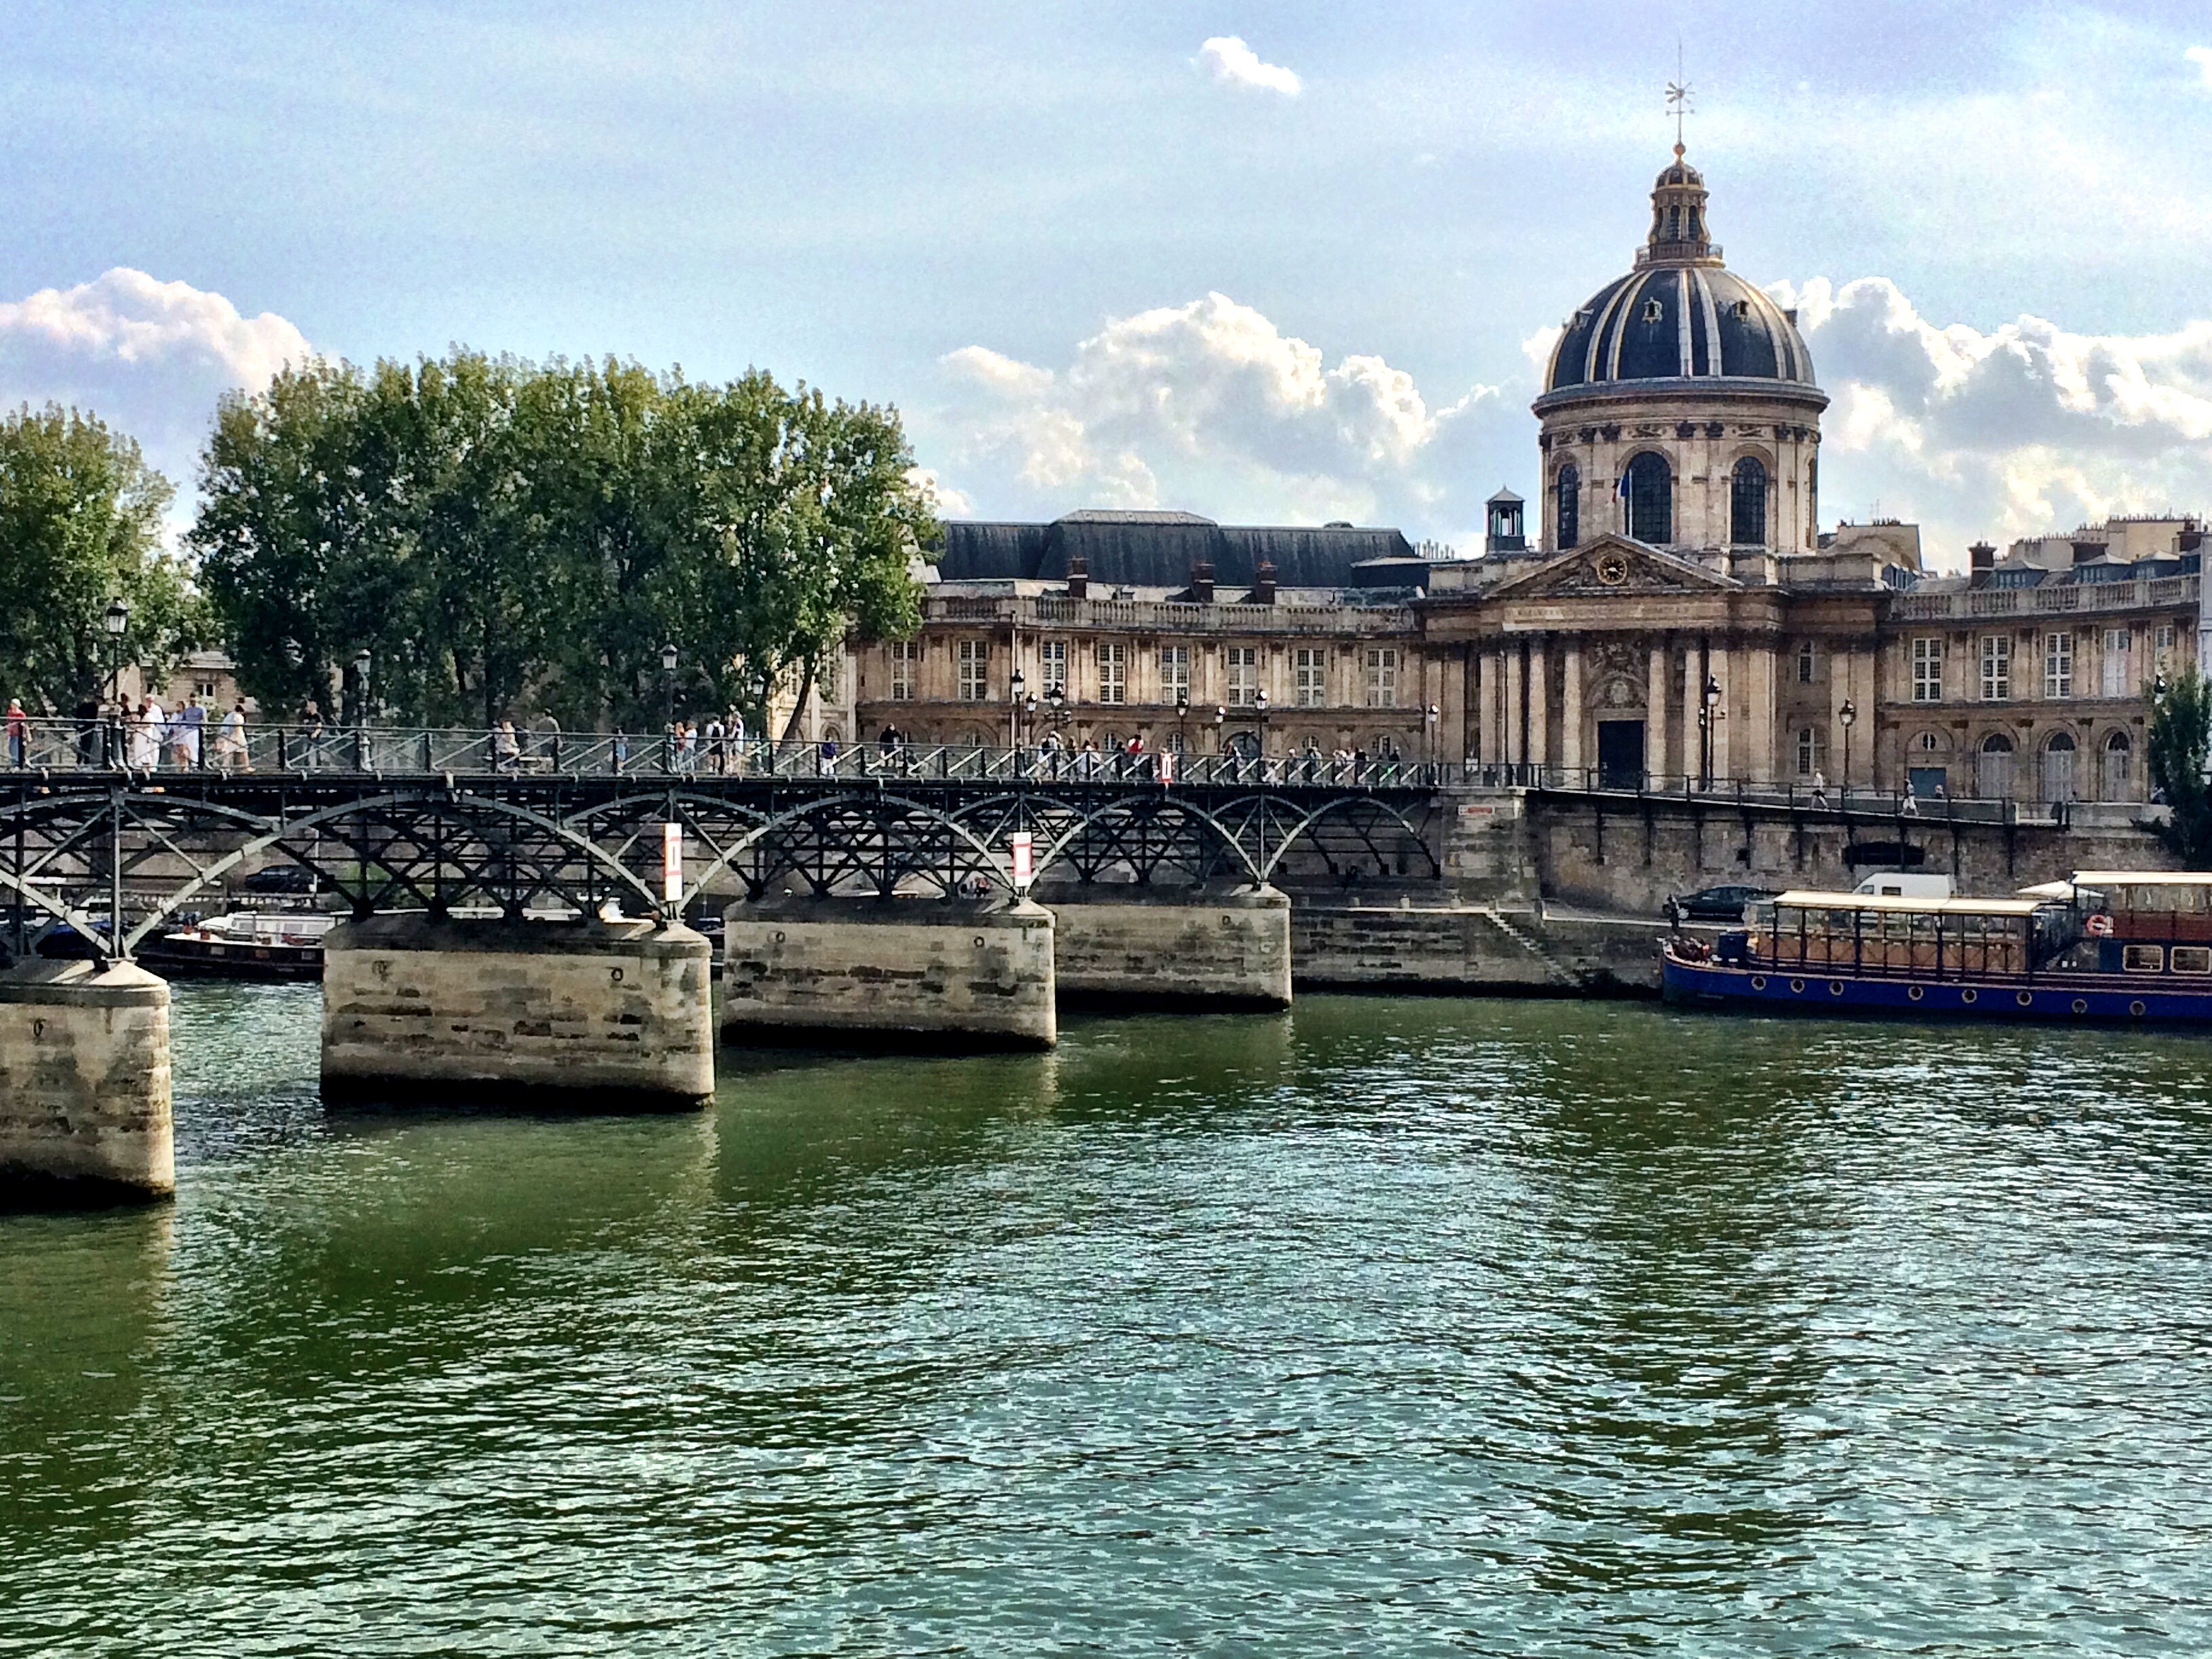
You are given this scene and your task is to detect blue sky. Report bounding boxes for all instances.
[7,1,2212,565]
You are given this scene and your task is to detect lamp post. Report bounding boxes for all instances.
[1699,674,1721,790]
[1425,703,1440,777]
[102,599,130,768]
[1839,697,1858,799]
[1255,688,1269,757]
[660,642,679,769]
[1214,704,1227,758]
[1009,667,1025,753]
[1175,688,1189,754]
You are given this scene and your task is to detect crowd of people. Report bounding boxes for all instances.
[4,692,257,772]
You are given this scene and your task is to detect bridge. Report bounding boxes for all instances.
[0,723,1452,1206]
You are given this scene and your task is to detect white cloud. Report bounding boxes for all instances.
[1774,274,2212,562]
[2188,45,2212,87]
[1195,36,1301,97]
[905,464,974,520]
[925,291,1502,533]
[0,268,311,501]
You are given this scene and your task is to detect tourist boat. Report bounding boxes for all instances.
[137,910,333,981]
[1659,871,2212,1022]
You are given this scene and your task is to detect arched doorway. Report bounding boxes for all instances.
[2041,733,2076,804]
[2102,731,2132,801]
[1975,733,2014,799]
[1622,452,1672,544]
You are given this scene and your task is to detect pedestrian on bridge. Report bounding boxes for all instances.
[216,700,251,773]
[494,719,521,773]
[5,698,26,769]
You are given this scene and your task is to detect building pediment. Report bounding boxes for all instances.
[1488,535,1740,600]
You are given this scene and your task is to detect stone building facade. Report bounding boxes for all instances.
[851,147,2200,804]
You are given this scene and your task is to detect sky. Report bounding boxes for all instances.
[7,1,2212,569]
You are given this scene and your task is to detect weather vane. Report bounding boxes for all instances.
[1664,43,1693,157]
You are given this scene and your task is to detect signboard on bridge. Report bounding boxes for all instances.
[662,823,684,904]
[1008,832,1033,895]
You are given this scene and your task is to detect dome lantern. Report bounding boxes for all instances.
[1639,145,1719,268]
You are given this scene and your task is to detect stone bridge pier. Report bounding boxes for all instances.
[1043,884,1292,1010]
[0,959,175,1202]
[321,915,715,1107]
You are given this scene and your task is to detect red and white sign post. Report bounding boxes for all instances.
[662,822,684,905]
[1008,832,1034,897]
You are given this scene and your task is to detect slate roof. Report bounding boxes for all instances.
[1544,264,1816,392]
[931,511,1417,588]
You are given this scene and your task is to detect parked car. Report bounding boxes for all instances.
[1666,883,1778,924]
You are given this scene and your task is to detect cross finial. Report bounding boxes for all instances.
[1665,43,1693,158]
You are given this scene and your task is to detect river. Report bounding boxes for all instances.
[3,983,2211,1655]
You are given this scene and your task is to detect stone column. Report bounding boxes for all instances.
[1528,636,1550,776]
[1644,636,1669,785]
[1830,646,1857,791]
[1503,643,1524,769]
[1853,643,1881,789]
[1709,641,1732,783]
[1560,638,1584,781]
[1679,642,1700,787]
[1477,649,1500,768]
[1746,643,1778,784]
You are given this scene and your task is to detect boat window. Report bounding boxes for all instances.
[2123,944,2165,973]
[2171,946,2211,975]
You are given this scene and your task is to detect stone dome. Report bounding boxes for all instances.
[1540,149,1817,397]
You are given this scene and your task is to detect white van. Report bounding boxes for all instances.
[1851,870,1953,901]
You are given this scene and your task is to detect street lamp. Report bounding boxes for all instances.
[1699,674,1721,790]
[1175,687,1189,754]
[1839,697,1858,795]
[1425,703,1440,774]
[102,597,130,703]
[352,649,373,724]
[1214,704,1227,756]
[1009,666,1025,752]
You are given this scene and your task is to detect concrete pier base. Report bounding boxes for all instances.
[0,960,174,1203]
[1046,884,1293,1010]
[321,915,714,1108]
[721,895,1057,1050]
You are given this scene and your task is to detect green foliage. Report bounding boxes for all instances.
[0,405,201,711]
[192,351,933,729]
[2148,664,2212,867]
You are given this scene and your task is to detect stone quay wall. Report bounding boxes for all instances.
[0,960,174,1198]
[1292,905,1662,997]
[322,916,714,1106]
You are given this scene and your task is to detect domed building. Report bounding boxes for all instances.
[1534,148,1826,555]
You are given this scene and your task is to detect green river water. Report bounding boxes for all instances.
[4,983,2211,1655]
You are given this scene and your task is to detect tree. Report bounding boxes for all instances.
[192,350,933,731]
[0,404,200,711]
[2148,665,2212,867]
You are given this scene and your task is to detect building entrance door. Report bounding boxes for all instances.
[1596,720,1645,790]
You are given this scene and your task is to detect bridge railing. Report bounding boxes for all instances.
[1,718,1464,790]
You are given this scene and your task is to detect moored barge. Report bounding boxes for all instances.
[1660,872,2212,1023]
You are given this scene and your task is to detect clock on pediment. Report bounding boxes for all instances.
[1595,553,1630,586]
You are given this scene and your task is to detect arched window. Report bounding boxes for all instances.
[1795,726,1818,778]
[1730,457,1769,546]
[1975,732,2015,800]
[1556,464,1580,550]
[2041,732,2077,804]
[2102,731,2132,801]
[1623,451,1672,544]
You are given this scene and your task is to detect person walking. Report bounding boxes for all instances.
[217,699,250,773]
[704,713,725,775]
[299,701,325,771]
[175,693,205,769]
[5,698,26,769]
[494,718,521,773]
[1809,767,1829,808]
[1900,779,1919,817]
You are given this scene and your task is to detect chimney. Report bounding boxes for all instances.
[1065,554,1088,600]
[1969,541,1996,573]
[2072,540,2102,565]
[1252,560,1277,605]
[1189,560,1215,604]
[2181,522,2204,554]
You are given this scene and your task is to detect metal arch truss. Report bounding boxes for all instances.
[0,775,1444,960]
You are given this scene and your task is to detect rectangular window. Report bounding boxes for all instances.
[1158,644,1189,703]
[1796,641,1816,684]
[1294,647,1326,708]
[889,640,916,702]
[1227,645,1260,708]
[1911,637,1942,703]
[957,638,989,702]
[2123,944,2166,974]
[1796,726,1818,777]
[1098,641,1126,705]
[1039,639,1067,693]
[2157,623,2178,654]
[2171,945,2212,975]
[2102,628,2132,698]
[1364,647,1399,709]
[1980,635,2011,701]
[2044,631,2072,699]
